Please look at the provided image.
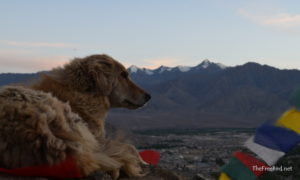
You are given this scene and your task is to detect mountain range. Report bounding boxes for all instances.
[1,60,300,130]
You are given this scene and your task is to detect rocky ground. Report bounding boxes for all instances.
[132,129,252,180]
[58,128,300,179]
[132,128,300,180]
[1,128,299,180]
[75,129,250,180]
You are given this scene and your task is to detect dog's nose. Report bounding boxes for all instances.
[144,93,151,101]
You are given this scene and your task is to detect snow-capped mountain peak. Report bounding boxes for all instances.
[216,63,227,69]
[197,59,227,69]
[128,65,154,75]
[128,65,140,73]
[177,65,191,72]
[144,68,154,75]
[128,60,228,75]
[200,59,211,68]
[157,66,172,73]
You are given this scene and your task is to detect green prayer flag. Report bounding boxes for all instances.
[221,157,257,180]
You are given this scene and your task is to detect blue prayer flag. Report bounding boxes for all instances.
[254,123,300,153]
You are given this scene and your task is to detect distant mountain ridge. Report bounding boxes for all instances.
[109,61,300,130]
[128,59,227,75]
[1,60,300,130]
[127,60,227,86]
[0,73,40,86]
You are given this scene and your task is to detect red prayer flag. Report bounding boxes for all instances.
[0,156,82,179]
[139,150,160,165]
[0,150,161,178]
[233,151,269,177]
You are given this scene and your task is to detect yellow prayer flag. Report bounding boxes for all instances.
[276,108,300,133]
[219,172,231,180]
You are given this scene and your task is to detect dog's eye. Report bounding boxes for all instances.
[121,71,128,78]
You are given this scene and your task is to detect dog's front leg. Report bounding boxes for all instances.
[99,139,144,179]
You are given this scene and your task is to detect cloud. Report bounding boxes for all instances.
[238,8,300,32]
[143,57,182,69]
[1,40,77,48]
[0,51,70,73]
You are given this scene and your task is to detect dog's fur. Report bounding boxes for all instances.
[0,54,151,179]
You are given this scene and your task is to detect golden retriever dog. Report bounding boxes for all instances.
[0,54,151,179]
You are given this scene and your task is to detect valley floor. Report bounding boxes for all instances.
[133,129,300,180]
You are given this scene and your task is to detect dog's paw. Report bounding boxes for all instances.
[110,169,120,180]
[121,144,145,176]
[104,141,145,178]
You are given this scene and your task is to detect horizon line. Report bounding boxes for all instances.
[0,60,299,74]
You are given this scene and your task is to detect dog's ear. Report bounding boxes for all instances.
[62,59,90,93]
[62,55,116,96]
[89,60,115,96]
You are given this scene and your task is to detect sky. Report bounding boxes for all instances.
[1,0,300,73]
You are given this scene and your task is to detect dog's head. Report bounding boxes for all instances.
[62,54,151,109]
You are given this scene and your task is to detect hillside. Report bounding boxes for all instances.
[0,73,40,86]
[108,61,300,130]
[1,61,300,130]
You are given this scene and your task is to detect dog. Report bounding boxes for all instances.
[0,54,151,179]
